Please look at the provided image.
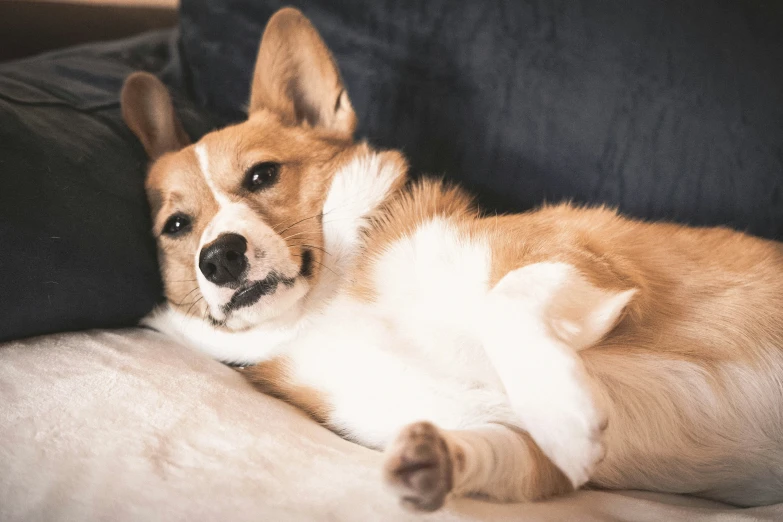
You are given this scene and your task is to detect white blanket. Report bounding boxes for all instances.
[1,328,781,521]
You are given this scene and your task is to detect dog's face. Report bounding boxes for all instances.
[121,8,359,330]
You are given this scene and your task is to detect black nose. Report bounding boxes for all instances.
[199,233,248,286]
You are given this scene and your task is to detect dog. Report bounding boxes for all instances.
[121,7,783,512]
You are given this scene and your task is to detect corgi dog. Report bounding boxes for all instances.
[120,7,783,512]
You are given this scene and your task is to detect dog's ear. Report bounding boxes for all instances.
[121,72,190,160]
[249,7,356,138]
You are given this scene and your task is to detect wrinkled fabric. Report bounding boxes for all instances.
[181,0,783,236]
[0,31,216,342]
[1,328,782,521]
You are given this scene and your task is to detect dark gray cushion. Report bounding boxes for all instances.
[0,31,215,342]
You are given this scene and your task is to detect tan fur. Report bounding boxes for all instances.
[121,72,190,160]
[249,7,356,136]
[144,150,218,316]
[350,179,477,301]
[358,185,783,366]
[123,6,783,512]
[242,357,332,425]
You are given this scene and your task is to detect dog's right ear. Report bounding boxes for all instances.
[121,72,190,160]
[249,8,356,138]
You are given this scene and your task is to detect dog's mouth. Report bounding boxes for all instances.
[223,271,297,314]
[220,248,314,315]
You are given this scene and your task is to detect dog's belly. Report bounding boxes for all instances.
[283,297,517,449]
[278,216,525,448]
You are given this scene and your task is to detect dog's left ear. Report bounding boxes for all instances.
[248,7,356,138]
[121,72,190,160]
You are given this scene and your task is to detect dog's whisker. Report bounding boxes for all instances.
[273,213,324,235]
[201,306,210,335]
[321,216,369,224]
[185,296,204,320]
[281,231,322,242]
[281,229,322,238]
[177,286,201,307]
[273,194,373,235]
[285,242,332,256]
[310,258,339,278]
[291,252,339,277]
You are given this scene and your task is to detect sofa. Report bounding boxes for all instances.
[1,1,781,520]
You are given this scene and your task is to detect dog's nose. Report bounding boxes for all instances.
[199,233,248,286]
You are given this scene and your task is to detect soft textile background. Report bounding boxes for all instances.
[1,329,781,521]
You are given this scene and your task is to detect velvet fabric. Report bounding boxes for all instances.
[2,328,782,521]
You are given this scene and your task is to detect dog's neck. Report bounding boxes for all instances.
[144,146,408,364]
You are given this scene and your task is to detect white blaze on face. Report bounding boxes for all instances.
[192,142,303,325]
[195,143,231,208]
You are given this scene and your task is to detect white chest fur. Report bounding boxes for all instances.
[280,219,518,448]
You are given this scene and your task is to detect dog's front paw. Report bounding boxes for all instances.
[383,421,454,512]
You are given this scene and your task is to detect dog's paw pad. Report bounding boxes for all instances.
[383,421,453,512]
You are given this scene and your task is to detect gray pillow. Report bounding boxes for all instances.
[0,30,215,342]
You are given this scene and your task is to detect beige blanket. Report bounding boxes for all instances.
[1,329,781,521]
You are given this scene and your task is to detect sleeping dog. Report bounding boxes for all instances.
[121,8,783,512]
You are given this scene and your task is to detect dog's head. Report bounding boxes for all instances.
[121,8,372,330]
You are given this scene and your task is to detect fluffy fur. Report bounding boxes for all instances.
[122,8,783,512]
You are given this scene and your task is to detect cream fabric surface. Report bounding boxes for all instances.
[1,328,781,522]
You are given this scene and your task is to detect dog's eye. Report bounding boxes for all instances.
[162,213,192,237]
[243,162,280,192]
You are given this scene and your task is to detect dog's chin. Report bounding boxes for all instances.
[210,276,309,331]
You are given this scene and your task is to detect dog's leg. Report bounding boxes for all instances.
[476,262,635,488]
[383,421,571,511]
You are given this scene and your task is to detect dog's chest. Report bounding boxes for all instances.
[283,218,516,448]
